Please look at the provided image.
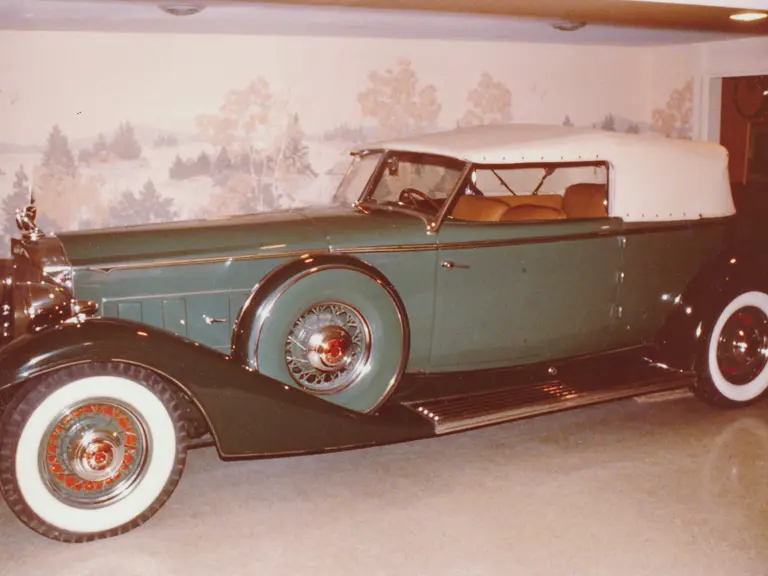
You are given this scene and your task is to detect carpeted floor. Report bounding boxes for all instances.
[2,392,767,576]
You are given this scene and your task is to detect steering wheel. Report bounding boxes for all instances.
[399,188,441,212]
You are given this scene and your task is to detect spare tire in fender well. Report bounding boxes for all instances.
[232,254,410,412]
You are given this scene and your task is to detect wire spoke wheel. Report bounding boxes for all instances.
[40,399,150,509]
[0,363,188,543]
[285,302,372,394]
[716,306,768,386]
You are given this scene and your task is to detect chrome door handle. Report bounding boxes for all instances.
[441,261,470,270]
[203,315,228,325]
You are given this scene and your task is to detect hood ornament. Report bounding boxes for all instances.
[15,185,45,241]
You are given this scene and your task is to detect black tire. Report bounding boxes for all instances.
[0,362,188,543]
[693,290,768,409]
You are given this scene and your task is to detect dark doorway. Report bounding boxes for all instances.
[720,75,768,215]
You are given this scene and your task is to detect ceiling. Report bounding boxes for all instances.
[0,0,765,45]
[220,0,768,33]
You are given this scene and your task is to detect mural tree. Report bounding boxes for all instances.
[1,165,58,245]
[214,146,233,173]
[35,125,107,231]
[196,77,275,163]
[41,125,76,176]
[358,59,442,139]
[563,115,574,127]
[652,79,693,139]
[106,179,177,227]
[196,77,283,214]
[79,133,110,163]
[271,113,318,207]
[109,122,142,161]
[3,166,29,241]
[600,113,617,132]
[459,73,512,128]
[275,114,317,179]
[195,78,317,215]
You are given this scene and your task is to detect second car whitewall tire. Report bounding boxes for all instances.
[702,291,768,405]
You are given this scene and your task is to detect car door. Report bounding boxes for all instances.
[430,214,623,372]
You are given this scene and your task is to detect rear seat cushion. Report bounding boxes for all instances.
[499,205,567,222]
[495,194,563,211]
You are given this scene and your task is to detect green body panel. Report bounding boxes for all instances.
[432,219,623,370]
[64,206,438,367]
[59,203,731,376]
[59,208,325,266]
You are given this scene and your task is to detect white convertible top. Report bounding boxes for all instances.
[356,123,735,222]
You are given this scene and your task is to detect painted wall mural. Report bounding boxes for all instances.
[651,78,694,140]
[0,30,666,248]
[459,73,513,128]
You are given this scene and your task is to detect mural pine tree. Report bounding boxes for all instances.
[279,114,317,178]
[109,122,142,160]
[106,179,176,227]
[42,125,76,174]
[2,165,30,239]
[214,147,232,172]
[93,133,109,154]
[601,114,617,132]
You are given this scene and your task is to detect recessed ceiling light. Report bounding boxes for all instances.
[730,12,768,22]
[158,5,206,17]
[551,21,587,32]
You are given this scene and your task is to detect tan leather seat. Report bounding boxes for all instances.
[496,194,564,211]
[562,183,608,219]
[451,195,509,222]
[499,204,567,222]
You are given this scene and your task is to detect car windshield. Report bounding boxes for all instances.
[364,152,466,214]
[335,152,383,205]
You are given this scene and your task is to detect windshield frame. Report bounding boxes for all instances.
[354,149,471,231]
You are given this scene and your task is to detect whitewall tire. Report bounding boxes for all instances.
[697,291,768,407]
[0,363,187,543]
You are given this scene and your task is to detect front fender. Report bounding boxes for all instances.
[0,318,431,458]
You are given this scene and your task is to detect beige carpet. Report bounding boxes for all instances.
[2,393,767,575]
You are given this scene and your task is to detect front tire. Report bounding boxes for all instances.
[0,363,187,543]
[694,291,768,408]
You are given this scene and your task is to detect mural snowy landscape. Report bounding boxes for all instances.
[0,46,694,251]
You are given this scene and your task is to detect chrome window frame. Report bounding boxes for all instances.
[354,149,471,231]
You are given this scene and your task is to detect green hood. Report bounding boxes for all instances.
[57,205,432,268]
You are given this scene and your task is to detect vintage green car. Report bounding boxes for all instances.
[0,123,764,543]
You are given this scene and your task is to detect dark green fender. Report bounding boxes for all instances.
[0,318,433,458]
[655,222,768,372]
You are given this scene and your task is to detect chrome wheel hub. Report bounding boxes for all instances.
[307,325,354,372]
[70,430,125,482]
[40,400,150,508]
[285,302,371,394]
[717,306,768,385]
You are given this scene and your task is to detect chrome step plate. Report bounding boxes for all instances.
[403,373,694,435]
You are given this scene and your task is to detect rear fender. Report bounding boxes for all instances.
[654,245,768,371]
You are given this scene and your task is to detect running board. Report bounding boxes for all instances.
[403,372,694,435]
